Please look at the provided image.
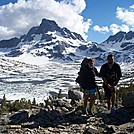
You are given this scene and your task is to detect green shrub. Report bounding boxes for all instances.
[0,96,32,113]
[117,84,134,100]
[0,94,8,114]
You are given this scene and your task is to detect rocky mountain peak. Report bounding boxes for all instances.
[36,18,60,34]
[0,17,133,63]
[0,37,20,48]
[104,31,134,44]
[125,31,134,40]
[104,31,126,43]
[20,18,84,42]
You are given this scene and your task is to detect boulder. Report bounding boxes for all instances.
[122,92,134,107]
[68,89,83,101]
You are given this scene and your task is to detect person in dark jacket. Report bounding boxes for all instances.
[100,54,122,115]
[79,58,99,115]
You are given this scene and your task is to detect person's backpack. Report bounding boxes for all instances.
[75,74,81,84]
[75,58,89,85]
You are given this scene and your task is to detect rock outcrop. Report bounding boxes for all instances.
[0,98,134,134]
[122,92,134,107]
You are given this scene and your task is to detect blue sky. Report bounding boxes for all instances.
[83,0,134,43]
[0,0,134,43]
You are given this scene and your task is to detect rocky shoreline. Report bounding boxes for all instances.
[0,96,134,134]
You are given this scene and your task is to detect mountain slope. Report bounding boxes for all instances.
[0,18,133,64]
[98,31,134,63]
[0,18,103,62]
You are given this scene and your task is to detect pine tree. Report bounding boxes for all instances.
[0,94,8,113]
[32,98,36,105]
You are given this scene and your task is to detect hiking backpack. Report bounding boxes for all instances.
[75,58,89,84]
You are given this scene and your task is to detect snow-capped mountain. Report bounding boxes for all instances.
[0,18,134,64]
[0,18,88,61]
[0,18,133,102]
[98,31,134,63]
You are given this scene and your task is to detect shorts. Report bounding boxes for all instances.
[85,88,97,95]
[103,84,116,99]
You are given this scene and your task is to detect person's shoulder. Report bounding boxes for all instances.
[93,66,97,70]
[113,62,120,67]
[80,66,88,72]
[101,63,108,68]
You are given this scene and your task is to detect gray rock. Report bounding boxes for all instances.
[122,92,134,107]
[0,37,20,48]
[68,89,83,101]
[52,99,72,109]
[0,98,134,134]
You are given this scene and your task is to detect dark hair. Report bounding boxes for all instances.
[88,58,94,62]
[107,54,114,59]
[81,58,89,66]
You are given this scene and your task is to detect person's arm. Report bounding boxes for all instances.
[94,67,100,77]
[114,64,122,86]
[113,77,120,86]
[102,77,113,90]
[100,65,114,90]
[100,65,109,86]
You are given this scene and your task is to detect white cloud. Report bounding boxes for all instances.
[130,4,134,9]
[110,24,129,34]
[110,24,120,34]
[93,23,129,35]
[93,25,109,33]
[116,6,134,28]
[62,0,86,13]
[0,26,16,40]
[93,4,133,35]
[0,0,91,40]
[120,24,130,32]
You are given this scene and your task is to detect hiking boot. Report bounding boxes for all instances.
[110,108,116,115]
[106,109,111,114]
[82,107,88,115]
[88,109,94,116]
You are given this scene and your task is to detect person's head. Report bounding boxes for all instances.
[107,54,114,65]
[81,58,89,66]
[87,58,94,68]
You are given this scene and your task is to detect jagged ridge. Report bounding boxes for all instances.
[0,18,133,63]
